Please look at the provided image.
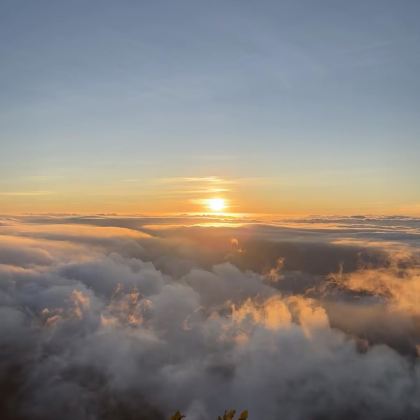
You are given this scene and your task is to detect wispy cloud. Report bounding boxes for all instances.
[156,176,236,185]
[0,190,54,196]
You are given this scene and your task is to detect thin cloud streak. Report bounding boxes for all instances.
[0,190,53,196]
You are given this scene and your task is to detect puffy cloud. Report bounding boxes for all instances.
[0,215,419,419]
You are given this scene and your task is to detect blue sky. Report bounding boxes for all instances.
[1,0,419,214]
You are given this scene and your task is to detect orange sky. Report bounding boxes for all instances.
[1,175,419,216]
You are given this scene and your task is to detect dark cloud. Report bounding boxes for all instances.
[0,215,420,419]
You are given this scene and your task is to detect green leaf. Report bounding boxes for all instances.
[238,410,248,420]
[222,409,236,420]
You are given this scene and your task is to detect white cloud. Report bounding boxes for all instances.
[0,215,419,419]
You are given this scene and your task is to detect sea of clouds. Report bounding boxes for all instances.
[0,214,420,420]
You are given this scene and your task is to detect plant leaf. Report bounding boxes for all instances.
[238,410,248,420]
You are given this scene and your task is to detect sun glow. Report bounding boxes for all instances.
[206,198,226,212]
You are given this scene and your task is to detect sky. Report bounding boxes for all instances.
[1,0,420,215]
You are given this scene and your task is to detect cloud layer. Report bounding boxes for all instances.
[0,215,420,419]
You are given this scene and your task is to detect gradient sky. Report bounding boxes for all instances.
[1,0,419,215]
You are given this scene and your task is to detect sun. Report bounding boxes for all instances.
[207,198,226,212]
